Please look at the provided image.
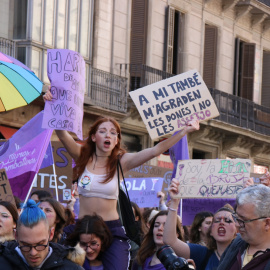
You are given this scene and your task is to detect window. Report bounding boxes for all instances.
[234,38,255,100]
[261,51,270,108]
[13,0,27,39]
[203,24,217,88]
[44,0,55,46]
[165,7,184,75]
[32,0,43,42]
[56,0,66,48]
[68,0,79,51]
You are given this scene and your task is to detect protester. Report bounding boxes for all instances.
[189,211,213,246]
[0,201,18,243]
[30,190,53,203]
[157,191,168,211]
[39,197,66,243]
[163,178,237,270]
[132,210,185,269]
[65,214,112,270]
[218,184,270,270]
[0,199,84,269]
[44,88,200,270]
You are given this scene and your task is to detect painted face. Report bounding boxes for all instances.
[153,215,167,249]
[0,205,15,238]
[79,234,102,262]
[199,217,213,237]
[17,221,52,268]
[39,202,57,229]
[210,211,236,245]
[235,203,267,245]
[91,122,118,154]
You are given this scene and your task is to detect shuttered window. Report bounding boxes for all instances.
[234,39,255,100]
[203,24,217,88]
[261,51,270,108]
[239,43,255,100]
[130,0,148,66]
[165,7,184,75]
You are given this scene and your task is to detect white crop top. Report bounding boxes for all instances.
[78,167,119,200]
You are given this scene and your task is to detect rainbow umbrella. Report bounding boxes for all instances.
[0,52,43,112]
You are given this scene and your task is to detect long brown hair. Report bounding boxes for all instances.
[136,210,184,266]
[73,117,126,183]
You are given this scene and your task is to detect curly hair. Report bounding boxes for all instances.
[73,117,126,183]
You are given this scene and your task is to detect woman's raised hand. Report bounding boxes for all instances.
[43,86,53,102]
[168,178,181,204]
[184,119,200,134]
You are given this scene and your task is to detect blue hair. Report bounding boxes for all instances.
[18,199,47,229]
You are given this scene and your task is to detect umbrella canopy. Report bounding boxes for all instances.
[0,52,43,112]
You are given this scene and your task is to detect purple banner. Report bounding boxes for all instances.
[181,198,236,226]
[40,142,54,169]
[124,177,163,208]
[42,49,85,140]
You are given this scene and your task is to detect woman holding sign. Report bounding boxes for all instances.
[43,90,199,270]
[163,178,237,270]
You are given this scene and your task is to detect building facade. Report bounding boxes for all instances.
[1,0,270,173]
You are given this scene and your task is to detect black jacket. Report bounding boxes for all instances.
[0,241,84,270]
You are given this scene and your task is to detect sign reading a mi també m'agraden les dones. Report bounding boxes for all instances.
[129,70,220,140]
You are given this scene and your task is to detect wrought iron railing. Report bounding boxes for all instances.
[0,37,16,56]
[209,88,270,136]
[86,67,128,113]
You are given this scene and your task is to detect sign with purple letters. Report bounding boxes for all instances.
[42,49,85,140]
[173,159,251,198]
[129,70,220,140]
[123,177,163,208]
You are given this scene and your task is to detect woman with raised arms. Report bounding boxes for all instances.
[43,90,200,270]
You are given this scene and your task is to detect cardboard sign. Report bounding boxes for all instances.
[123,177,163,208]
[42,49,85,140]
[129,70,220,139]
[0,169,16,206]
[31,141,72,202]
[173,159,251,198]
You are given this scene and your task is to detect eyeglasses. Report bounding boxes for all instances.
[232,214,267,228]
[79,241,100,250]
[213,216,234,224]
[0,212,11,219]
[18,241,49,252]
[97,129,118,137]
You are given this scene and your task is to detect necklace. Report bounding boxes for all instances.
[215,250,221,260]
[93,152,109,170]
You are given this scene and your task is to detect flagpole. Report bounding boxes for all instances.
[52,163,59,201]
[23,173,38,207]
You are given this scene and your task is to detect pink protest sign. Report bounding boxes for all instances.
[42,49,85,140]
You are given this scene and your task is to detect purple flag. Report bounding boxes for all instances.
[40,142,54,169]
[0,111,53,200]
[169,133,189,179]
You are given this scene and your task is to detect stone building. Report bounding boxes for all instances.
[1,0,270,173]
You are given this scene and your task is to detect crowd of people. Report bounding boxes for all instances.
[0,90,270,269]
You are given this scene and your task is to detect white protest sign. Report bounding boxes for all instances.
[129,70,220,140]
[172,159,251,198]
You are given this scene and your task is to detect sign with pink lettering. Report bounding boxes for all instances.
[172,159,251,199]
[42,49,85,140]
[129,70,220,140]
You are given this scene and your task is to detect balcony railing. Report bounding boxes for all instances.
[117,63,270,136]
[210,88,270,136]
[118,64,174,91]
[0,37,16,56]
[86,67,128,113]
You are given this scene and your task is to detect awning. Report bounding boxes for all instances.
[0,126,18,139]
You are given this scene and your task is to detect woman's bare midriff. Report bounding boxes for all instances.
[79,195,119,221]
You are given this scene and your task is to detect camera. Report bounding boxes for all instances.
[157,245,195,270]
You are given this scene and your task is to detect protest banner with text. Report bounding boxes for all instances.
[42,49,85,140]
[129,70,220,140]
[0,169,16,206]
[173,159,251,198]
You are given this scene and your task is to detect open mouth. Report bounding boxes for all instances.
[104,140,111,146]
[218,227,226,236]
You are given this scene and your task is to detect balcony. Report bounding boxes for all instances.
[0,37,16,57]
[85,67,128,113]
[118,63,270,136]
